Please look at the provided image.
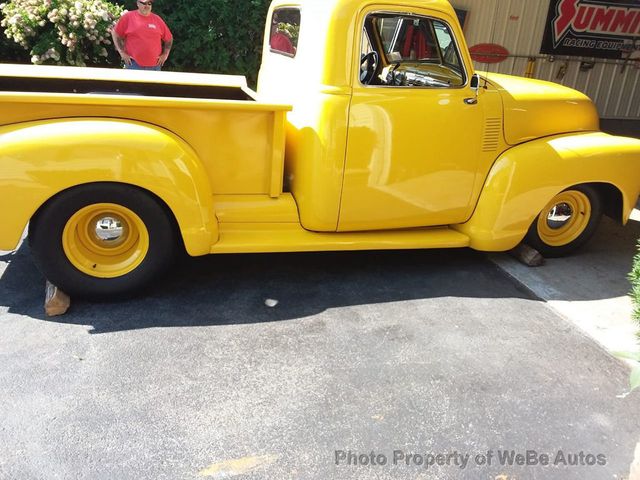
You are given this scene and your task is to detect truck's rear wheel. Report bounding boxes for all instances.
[30,183,177,299]
[524,185,602,257]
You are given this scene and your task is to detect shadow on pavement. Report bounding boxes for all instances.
[1,244,537,333]
[3,213,639,334]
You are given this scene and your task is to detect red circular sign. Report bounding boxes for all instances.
[469,44,510,64]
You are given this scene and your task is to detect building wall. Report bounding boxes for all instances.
[449,0,640,119]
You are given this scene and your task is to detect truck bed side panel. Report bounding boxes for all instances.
[0,93,289,197]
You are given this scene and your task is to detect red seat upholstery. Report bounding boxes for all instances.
[401,24,430,59]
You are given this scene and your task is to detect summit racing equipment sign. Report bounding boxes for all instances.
[540,0,640,59]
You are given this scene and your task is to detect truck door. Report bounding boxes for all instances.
[338,8,485,231]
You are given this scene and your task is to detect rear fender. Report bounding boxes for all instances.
[455,132,640,251]
[0,118,217,255]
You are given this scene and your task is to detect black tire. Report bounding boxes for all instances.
[29,183,178,300]
[524,185,602,258]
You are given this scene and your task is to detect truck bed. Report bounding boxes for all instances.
[0,64,291,197]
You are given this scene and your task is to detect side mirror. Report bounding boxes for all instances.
[470,73,480,94]
[464,73,482,105]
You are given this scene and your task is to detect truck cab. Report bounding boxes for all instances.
[257,0,607,235]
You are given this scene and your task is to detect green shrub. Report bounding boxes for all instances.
[630,242,640,328]
[161,0,270,84]
[0,28,29,63]
[0,0,124,66]
[617,241,640,394]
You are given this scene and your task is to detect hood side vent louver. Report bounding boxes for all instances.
[482,117,502,152]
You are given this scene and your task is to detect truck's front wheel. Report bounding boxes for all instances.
[524,185,602,257]
[30,183,177,299]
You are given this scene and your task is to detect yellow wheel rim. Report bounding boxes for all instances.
[62,203,149,278]
[536,190,591,247]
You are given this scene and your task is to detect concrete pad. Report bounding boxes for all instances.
[490,214,640,356]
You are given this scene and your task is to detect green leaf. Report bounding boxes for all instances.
[614,351,640,362]
[631,365,640,392]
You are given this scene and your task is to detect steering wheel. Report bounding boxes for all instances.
[360,51,379,84]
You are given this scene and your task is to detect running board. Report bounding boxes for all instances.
[210,223,470,254]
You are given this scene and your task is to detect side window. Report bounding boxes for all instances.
[360,13,465,87]
[433,20,462,69]
[269,8,300,57]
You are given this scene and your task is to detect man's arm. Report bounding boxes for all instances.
[111,28,132,66]
[157,38,173,66]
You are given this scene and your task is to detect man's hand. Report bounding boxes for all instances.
[120,52,132,66]
[157,52,169,66]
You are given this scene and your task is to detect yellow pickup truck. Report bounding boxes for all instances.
[1,0,639,298]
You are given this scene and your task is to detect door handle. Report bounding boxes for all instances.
[464,97,478,105]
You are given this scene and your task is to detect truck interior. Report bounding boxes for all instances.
[360,13,466,88]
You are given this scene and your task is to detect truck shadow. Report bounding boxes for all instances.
[1,245,539,333]
[1,213,638,334]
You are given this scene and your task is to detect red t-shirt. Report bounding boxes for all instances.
[270,32,294,55]
[114,11,172,67]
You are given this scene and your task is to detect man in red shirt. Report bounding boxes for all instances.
[111,0,173,71]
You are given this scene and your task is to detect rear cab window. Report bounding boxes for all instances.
[269,8,301,57]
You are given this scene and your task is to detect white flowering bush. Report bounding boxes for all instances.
[0,0,123,66]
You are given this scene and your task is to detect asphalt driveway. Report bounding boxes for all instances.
[0,246,638,479]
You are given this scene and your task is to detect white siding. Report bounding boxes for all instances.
[449,0,640,119]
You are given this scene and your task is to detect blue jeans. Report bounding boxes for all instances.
[126,59,161,71]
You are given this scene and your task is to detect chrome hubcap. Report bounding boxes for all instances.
[546,202,573,230]
[94,216,125,245]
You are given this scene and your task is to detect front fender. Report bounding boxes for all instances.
[454,132,640,251]
[0,118,216,255]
